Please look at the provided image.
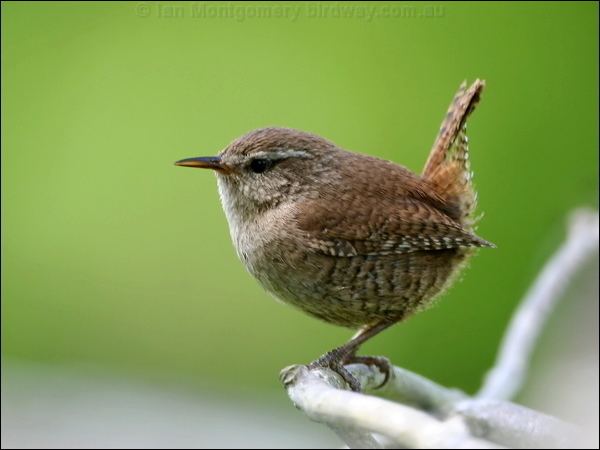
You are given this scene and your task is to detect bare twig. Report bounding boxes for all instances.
[347,362,467,415]
[478,208,599,400]
[281,365,503,449]
[452,398,580,449]
[282,358,579,449]
[281,364,383,449]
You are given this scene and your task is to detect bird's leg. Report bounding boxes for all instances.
[307,346,360,391]
[308,321,395,391]
[342,322,395,389]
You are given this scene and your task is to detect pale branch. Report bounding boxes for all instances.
[452,398,580,449]
[347,362,467,415]
[281,365,503,449]
[281,208,598,449]
[284,362,578,448]
[353,364,580,447]
[478,208,599,400]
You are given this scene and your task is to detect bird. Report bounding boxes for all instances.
[176,79,494,390]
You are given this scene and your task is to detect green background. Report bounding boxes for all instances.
[2,1,597,400]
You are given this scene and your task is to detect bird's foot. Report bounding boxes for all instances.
[344,354,392,389]
[307,348,362,392]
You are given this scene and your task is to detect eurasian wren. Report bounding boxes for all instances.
[176,80,494,390]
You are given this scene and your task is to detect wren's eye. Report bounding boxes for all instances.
[249,158,273,174]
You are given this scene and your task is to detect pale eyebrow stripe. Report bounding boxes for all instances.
[251,149,312,160]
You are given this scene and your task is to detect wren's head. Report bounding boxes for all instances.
[176,127,339,219]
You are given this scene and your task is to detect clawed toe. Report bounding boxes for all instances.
[344,355,391,388]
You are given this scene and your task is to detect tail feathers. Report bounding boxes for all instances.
[422,80,485,229]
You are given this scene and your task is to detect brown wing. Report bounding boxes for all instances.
[294,196,493,258]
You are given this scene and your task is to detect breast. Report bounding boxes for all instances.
[216,175,276,278]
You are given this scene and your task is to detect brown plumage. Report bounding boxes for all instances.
[176,80,493,390]
[423,79,484,227]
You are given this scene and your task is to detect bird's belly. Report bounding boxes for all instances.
[246,244,472,329]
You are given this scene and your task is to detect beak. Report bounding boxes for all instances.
[174,156,226,172]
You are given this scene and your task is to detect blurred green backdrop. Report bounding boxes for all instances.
[2,1,597,397]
